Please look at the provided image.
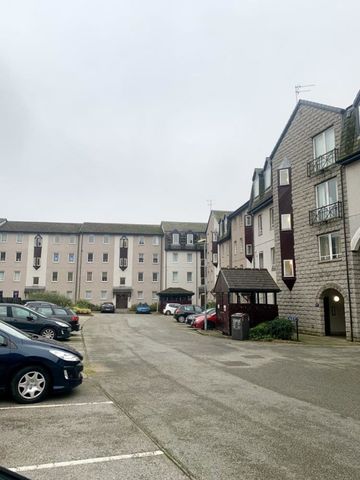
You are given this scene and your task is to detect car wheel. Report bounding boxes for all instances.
[165,310,171,315]
[178,315,185,323]
[40,327,56,339]
[11,366,50,404]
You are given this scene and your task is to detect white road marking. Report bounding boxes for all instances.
[0,401,113,411]
[10,451,165,472]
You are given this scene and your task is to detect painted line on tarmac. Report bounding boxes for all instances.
[10,451,164,473]
[0,401,113,411]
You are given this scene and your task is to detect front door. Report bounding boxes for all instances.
[116,294,128,309]
[323,289,345,336]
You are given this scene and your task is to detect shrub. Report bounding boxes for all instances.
[149,303,158,312]
[269,317,294,340]
[207,301,216,309]
[73,306,92,315]
[25,291,72,307]
[75,299,97,310]
[249,322,272,340]
[129,304,137,312]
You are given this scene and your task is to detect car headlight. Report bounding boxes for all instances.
[55,321,70,328]
[50,349,80,361]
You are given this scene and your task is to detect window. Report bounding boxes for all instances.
[283,260,294,277]
[172,233,180,245]
[0,252,6,262]
[15,252,22,262]
[101,272,108,282]
[246,244,253,256]
[69,235,76,244]
[187,272,192,282]
[254,176,259,197]
[264,165,271,189]
[239,238,244,253]
[138,253,144,263]
[13,271,20,282]
[212,231,218,242]
[38,307,54,316]
[53,235,60,244]
[120,237,128,248]
[101,290,107,300]
[66,291,72,298]
[53,252,60,263]
[152,272,159,282]
[152,253,159,264]
[120,277,126,285]
[87,253,94,263]
[213,253,218,263]
[86,271,93,282]
[88,235,95,244]
[85,290,92,300]
[33,277,39,285]
[103,235,109,244]
[270,247,275,270]
[313,127,335,159]
[68,253,75,263]
[16,234,23,243]
[319,232,342,261]
[138,272,144,282]
[234,241,237,255]
[269,208,274,230]
[138,236,145,245]
[172,271,178,282]
[281,214,292,231]
[245,215,252,227]
[67,272,74,282]
[0,272,4,281]
[186,233,194,245]
[120,258,128,268]
[258,215,263,236]
[316,178,338,208]
[52,272,58,282]
[172,253,178,263]
[103,253,109,263]
[152,236,160,246]
[0,233,7,243]
[259,252,264,269]
[137,291,144,299]
[279,169,290,186]
[152,291,158,300]
[187,253,193,263]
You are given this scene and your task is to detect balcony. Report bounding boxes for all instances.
[309,201,342,225]
[307,148,338,176]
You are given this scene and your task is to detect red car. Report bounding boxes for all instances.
[192,309,218,329]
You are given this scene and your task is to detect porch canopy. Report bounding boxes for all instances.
[213,268,280,335]
[157,287,194,312]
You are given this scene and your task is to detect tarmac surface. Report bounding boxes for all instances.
[2,312,360,479]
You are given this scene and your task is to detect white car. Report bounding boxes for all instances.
[163,303,181,315]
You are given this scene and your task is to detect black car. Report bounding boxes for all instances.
[0,304,71,340]
[0,466,31,479]
[100,302,115,313]
[0,320,83,403]
[24,302,80,331]
[173,305,203,323]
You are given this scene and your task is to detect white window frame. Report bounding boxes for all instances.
[101,272,108,282]
[138,272,144,282]
[138,253,144,263]
[86,271,93,282]
[172,271,179,283]
[269,207,274,230]
[152,253,159,264]
[187,272,193,282]
[102,252,109,263]
[52,272,58,282]
[137,290,144,300]
[258,252,264,269]
[313,127,335,159]
[15,252,22,262]
[85,290,92,300]
[68,253,75,263]
[152,291,158,300]
[0,252,5,262]
[138,236,145,245]
[120,277,126,285]
[152,236,160,246]
[87,253,94,263]
[33,276,39,285]
[279,169,290,186]
[270,247,275,270]
[258,215,263,236]
[281,214,292,231]
[53,252,60,263]
[16,234,23,244]
[100,290,107,300]
[246,244,253,256]
[69,235,76,244]
[13,271,21,282]
[0,271,4,281]
[53,235,60,244]
[186,233,194,245]
[172,233,180,245]
[172,252,178,263]
[88,235,95,244]
[283,259,294,277]
[187,253,193,263]
[152,272,159,282]
[245,215,252,227]
[264,165,271,190]
[103,235,110,244]
[315,178,338,209]
[318,232,342,261]
[67,272,74,282]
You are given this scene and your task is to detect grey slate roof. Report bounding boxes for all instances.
[211,210,232,222]
[161,221,206,233]
[338,90,360,163]
[228,201,249,219]
[218,268,280,292]
[157,287,194,295]
[81,223,162,235]
[0,221,81,234]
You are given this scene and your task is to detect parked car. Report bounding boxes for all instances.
[174,305,203,323]
[186,308,214,326]
[100,302,115,313]
[0,466,31,479]
[0,320,83,403]
[192,309,218,329]
[24,302,80,331]
[0,304,71,340]
[163,303,181,315]
[136,303,151,314]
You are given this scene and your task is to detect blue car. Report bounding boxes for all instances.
[136,303,151,314]
[0,320,83,403]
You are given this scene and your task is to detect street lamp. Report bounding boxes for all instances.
[197,238,207,331]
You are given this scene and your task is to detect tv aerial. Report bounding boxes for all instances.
[295,84,316,102]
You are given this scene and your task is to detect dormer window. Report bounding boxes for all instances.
[279,169,290,186]
[172,233,180,245]
[245,215,252,227]
[254,176,259,197]
[264,165,271,190]
[186,233,193,245]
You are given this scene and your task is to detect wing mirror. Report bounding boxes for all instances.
[27,315,36,321]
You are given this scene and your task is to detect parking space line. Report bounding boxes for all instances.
[10,451,164,473]
[0,401,113,411]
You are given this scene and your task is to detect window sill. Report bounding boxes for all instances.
[318,257,342,264]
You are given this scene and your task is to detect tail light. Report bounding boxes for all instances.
[71,315,79,322]
[175,309,180,314]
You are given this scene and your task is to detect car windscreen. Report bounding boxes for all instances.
[0,320,31,340]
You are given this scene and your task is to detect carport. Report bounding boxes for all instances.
[213,268,280,335]
[157,287,194,312]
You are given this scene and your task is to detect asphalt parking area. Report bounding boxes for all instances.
[0,330,188,480]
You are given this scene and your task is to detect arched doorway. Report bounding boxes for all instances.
[323,289,345,336]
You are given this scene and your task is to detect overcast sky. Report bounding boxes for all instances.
[0,1,359,225]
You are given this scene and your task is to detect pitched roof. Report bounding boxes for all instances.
[228,201,249,219]
[157,287,194,295]
[81,222,162,235]
[211,210,232,222]
[0,221,81,234]
[161,221,207,233]
[215,268,280,293]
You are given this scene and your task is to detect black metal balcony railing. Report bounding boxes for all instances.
[309,201,342,225]
[307,148,338,176]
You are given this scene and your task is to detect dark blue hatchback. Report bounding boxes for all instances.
[0,320,83,403]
